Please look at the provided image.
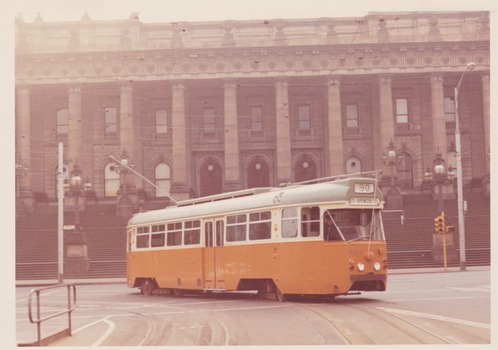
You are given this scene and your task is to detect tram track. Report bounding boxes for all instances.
[296,301,457,345]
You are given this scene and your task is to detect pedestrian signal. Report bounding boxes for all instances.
[446,225,455,233]
[434,212,446,234]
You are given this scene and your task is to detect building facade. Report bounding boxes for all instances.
[15,11,490,215]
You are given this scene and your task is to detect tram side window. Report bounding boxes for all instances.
[150,224,166,247]
[226,214,247,242]
[282,207,298,238]
[185,220,201,245]
[249,211,272,240]
[167,222,183,246]
[301,207,320,237]
[136,226,150,248]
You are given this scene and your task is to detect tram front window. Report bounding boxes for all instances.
[323,209,384,242]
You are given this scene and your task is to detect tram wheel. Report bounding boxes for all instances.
[172,288,184,297]
[141,279,155,296]
[275,288,287,302]
[258,281,270,299]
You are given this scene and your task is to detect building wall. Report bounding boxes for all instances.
[15,11,490,203]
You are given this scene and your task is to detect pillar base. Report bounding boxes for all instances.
[17,188,35,215]
[482,175,490,199]
[431,183,456,200]
[116,196,136,219]
[385,190,403,209]
[223,181,242,193]
[170,183,192,201]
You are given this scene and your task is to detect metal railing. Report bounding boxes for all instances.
[21,284,77,347]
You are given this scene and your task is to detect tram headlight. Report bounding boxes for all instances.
[357,262,365,272]
[373,262,381,271]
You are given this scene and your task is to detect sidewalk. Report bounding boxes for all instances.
[15,266,490,287]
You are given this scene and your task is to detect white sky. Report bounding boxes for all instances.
[5,0,498,23]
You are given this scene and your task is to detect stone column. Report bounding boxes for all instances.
[326,78,344,176]
[378,75,395,154]
[170,83,190,201]
[430,74,447,158]
[117,83,137,217]
[16,87,34,212]
[68,86,82,166]
[275,80,292,184]
[378,75,402,208]
[481,74,490,198]
[223,81,242,191]
[481,74,490,174]
[119,83,135,156]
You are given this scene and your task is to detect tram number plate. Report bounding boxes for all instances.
[354,183,374,193]
[349,197,380,206]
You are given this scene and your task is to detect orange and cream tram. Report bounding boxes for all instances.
[126,174,387,301]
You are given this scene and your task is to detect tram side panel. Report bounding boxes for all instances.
[273,241,351,295]
[127,248,204,290]
[215,243,276,291]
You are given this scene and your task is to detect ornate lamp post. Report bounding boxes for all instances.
[110,149,134,197]
[109,149,137,218]
[63,162,92,275]
[63,162,92,230]
[424,150,455,212]
[382,140,402,208]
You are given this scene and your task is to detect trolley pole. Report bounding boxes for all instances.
[57,142,64,283]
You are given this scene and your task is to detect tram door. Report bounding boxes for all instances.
[204,219,225,289]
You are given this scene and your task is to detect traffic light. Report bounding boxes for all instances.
[434,212,446,234]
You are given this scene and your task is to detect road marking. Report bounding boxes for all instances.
[376,307,490,329]
[73,315,116,346]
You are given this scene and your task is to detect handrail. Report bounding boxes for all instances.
[24,284,77,346]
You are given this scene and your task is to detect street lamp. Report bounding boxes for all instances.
[454,62,475,271]
[424,150,455,212]
[63,162,92,230]
[110,149,134,197]
[382,140,400,194]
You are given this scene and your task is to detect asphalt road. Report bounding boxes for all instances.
[15,267,491,346]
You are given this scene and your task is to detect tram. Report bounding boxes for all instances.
[126,173,387,301]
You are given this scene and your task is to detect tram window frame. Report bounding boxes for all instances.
[167,222,183,246]
[282,207,298,238]
[136,226,150,248]
[184,220,201,245]
[301,206,320,237]
[150,224,166,247]
[249,211,272,240]
[226,214,247,242]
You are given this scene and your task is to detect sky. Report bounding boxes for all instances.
[5,0,497,23]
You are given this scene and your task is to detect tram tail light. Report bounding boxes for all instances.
[382,258,388,269]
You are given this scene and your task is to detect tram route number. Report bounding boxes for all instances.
[349,197,380,206]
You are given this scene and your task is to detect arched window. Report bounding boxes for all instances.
[54,164,69,199]
[398,152,413,189]
[200,160,222,197]
[155,163,171,197]
[104,162,120,197]
[295,156,317,183]
[247,159,270,188]
[346,156,362,174]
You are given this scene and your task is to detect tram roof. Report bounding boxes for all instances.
[128,177,383,226]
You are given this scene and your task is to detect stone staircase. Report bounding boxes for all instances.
[383,192,490,268]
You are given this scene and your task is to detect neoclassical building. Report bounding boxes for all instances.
[15,11,490,215]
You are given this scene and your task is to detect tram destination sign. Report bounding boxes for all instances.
[349,197,381,206]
